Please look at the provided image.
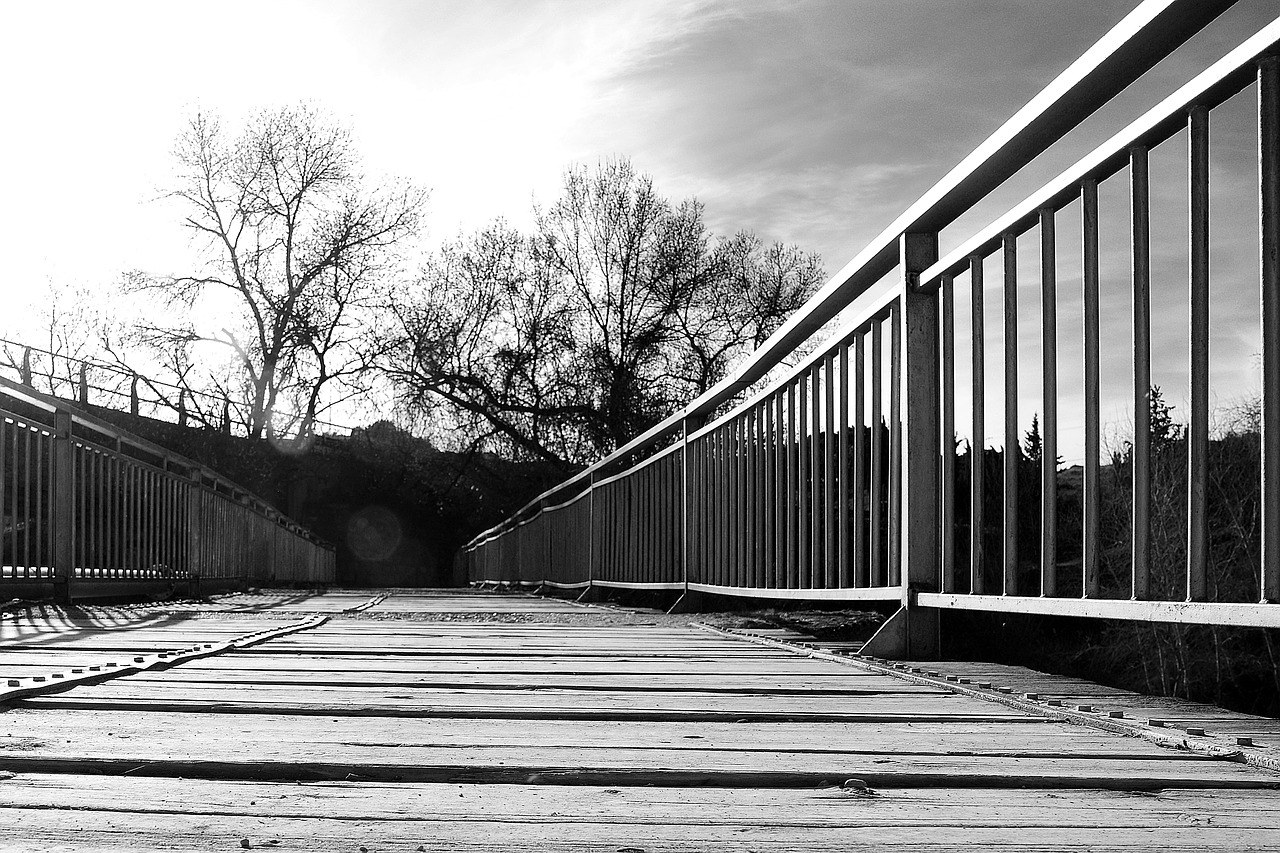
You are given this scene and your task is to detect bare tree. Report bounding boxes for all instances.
[384,158,822,468]
[130,105,427,438]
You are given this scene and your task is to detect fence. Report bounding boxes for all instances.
[1,375,335,602]
[462,0,1280,655]
[0,337,355,438]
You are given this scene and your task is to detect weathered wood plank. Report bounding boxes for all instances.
[1,784,1279,852]
[5,775,1280,825]
[0,709,1171,757]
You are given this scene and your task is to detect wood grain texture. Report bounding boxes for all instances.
[0,590,1277,849]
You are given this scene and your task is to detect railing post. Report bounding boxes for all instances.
[670,415,704,613]
[578,471,603,602]
[900,232,942,656]
[187,468,204,590]
[52,409,74,605]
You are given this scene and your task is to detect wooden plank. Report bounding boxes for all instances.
[0,710,1168,757]
[0,752,1264,789]
[116,670,927,692]
[20,684,1014,717]
[4,775,1280,826]
[4,789,1280,852]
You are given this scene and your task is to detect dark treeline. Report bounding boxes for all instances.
[81,406,565,588]
[951,389,1278,717]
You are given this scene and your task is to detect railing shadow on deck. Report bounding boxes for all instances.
[462,0,1280,658]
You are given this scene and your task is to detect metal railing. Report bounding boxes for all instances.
[1,375,334,601]
[0,337,355,437]
[462,0,1280,645]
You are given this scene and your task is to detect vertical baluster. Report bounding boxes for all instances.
[871,320,884,585]
[699,432,709,587]
[724,422,733,585]
[889,302,902,586]
[88,450,97,576]
[853,333,867,587]
[111,456,120,573]
[824,353,837,587]
[773,392,785,587]
[1262,58,1280,602]
[970,257,986,593]
[798,373,810,586]
[741,412,750,586]
[754,405,764,587]
[48,431,56,578]
[691,434,702,587]
[720,426,730,585]
[787,382,799,588]
[724,424,734,586]
[838,343,850,587]
[810,364,821,587]
[1131,145,1152,600]
[703,432,713,585]
[11,426,20,573]
[0,419,5,575]
[1003,233,1019,595]
[747,409,752,584]
[1040,209,1058,598]
[24,428,31,573]
[1188,105,1210,602]
[764,401,775,588]
[1083,178,1102,598]
[940,275,956,592]
[744,410,754,587]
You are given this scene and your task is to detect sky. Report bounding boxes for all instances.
[1,0,1278,459]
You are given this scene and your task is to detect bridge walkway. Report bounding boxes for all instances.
[0,590,1277,850]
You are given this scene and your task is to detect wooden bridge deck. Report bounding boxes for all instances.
[1,591,1278,850]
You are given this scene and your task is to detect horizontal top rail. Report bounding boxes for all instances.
[0,374,332,548]
[468,0,1238,548]
[921,15,1280,287]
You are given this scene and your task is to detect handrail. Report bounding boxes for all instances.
[467,0,1238,546]
[922,15,1280,287]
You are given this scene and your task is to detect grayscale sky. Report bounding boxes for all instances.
[2,0,1277,458]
